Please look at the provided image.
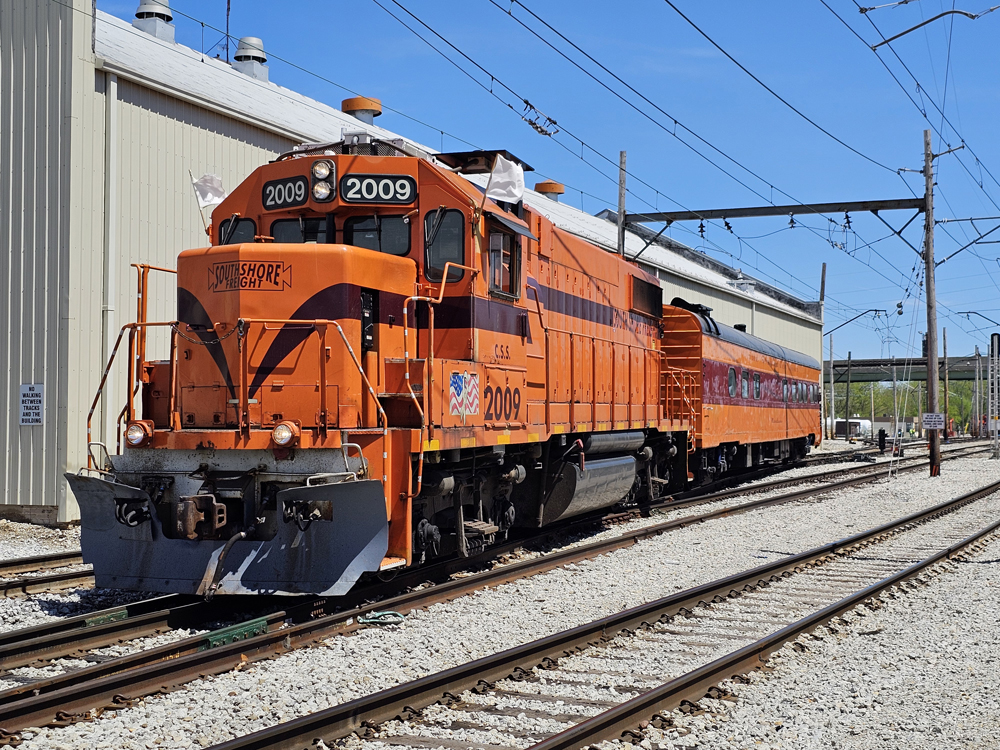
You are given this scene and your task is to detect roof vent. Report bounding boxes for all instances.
[534,179,565,202]
[233,37,269,81]
[342,96,383,126]
[734,324,747,332]
[132,0,174,42]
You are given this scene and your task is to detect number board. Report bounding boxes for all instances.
[262,176,309,210]
[340,174,416,204]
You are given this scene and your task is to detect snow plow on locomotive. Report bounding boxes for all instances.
[67,139,819,596]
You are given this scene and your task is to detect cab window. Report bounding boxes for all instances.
[344,215,410,256]
[271,218,327,244]
[489,231,520,298]
[218,218,256,245]
[424,209,464,282]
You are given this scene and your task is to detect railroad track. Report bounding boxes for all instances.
[200,475,1000,750]
[0,445,986,740]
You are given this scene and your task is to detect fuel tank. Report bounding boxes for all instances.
[539,455,637,526]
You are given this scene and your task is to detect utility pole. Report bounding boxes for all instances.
[845,351,853,439]
[942,327,949,442]
[828,335,835,439]
[617,151,627,256]
[820,263,826,441]
[923,129,942,475]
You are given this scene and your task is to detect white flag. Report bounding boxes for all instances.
[485,154,524,204]
[191,173,227,209]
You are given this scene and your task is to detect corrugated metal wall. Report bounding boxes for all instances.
[67,78,294,519]
[111,79,293,359]
[0,0,75,520]
[3,0,296,521]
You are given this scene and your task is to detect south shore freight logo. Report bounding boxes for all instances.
[209,261,292,292]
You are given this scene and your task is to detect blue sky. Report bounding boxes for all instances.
[101,0,1000,360]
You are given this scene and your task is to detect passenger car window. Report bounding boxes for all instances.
[741,370,750,399]
[728,367,737,398]
[489,231,519,298]
[424,209,464,282]
[782,379,788,402]
[344,215,410,256]
[218,218,256,245]
[753,373,761,400]
[271,218,327,244]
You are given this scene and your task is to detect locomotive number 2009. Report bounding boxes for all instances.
[262,176,309,210]
[484,386,521,421]
[340,174,416,204]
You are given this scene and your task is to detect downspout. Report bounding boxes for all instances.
[102,72,118,447]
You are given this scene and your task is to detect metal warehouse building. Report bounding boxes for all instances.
[0,0,822,522]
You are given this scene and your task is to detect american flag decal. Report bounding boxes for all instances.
[449,372,465,416]
[465,373,479,415]
[450,372,480,417]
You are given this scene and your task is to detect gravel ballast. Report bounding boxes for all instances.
[0,520,79,561]
[615,532,1000,750]
[11,454,1000,749]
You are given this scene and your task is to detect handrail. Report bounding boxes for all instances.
[131,264,176,383]
[86,321,178,467]
[402,262,479,500]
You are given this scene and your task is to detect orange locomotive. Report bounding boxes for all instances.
[66,139,818,596]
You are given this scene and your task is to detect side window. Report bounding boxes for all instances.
[753,373,761,400]
[344,215,411,256]
[728,367,737,398]
[218,218,256,245]
[271,218,326,244]
[488,231,520,298]
[424,209,465,282]
[741,370,749,399]
[782,379,788,402]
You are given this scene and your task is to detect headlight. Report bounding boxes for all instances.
[312,181,332,200]
[311,160,332,180]
[272,421,298,446]
[126,422,151,447]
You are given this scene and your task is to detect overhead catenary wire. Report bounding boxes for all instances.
[61,0,983,342]
[659,0,900,174]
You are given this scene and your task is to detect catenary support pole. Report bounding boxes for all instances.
[943,327,950,442]
[820,263,826,441]
[870,383,875,439]
[828,335,835,439]
[924,129,942,475]
[892,356,898,448]
[845,351,853,440]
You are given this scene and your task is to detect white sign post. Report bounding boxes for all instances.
[19,384,43,426]
[921,412,945,431]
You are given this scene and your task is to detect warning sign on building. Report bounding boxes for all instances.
[19,384,43,426]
